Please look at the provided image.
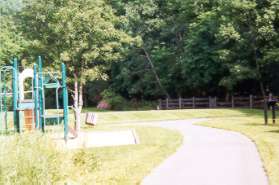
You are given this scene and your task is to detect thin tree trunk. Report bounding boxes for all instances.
[78,84,83,131]
[250,24,268,125]
[259,79,268,125]
[79,84,83,109]
[254,49,268,125]
[73,72,81,133]
[225,91,230,102]
[142,47,170,98]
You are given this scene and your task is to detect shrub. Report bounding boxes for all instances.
[97,100,111,110]
[100,89,126,110]
[128,100,157,110]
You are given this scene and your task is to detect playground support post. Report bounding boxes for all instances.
[12,58,20,132]
[3,69,7,131]
[33,64,39,128]
[0,69,2,132]
[4,78,8,132]
[62,63,68,141]
[0,67,9,132]
[38,56,45,132]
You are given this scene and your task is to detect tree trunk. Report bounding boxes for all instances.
[250,27,268,125]
[73,72,82,134]
[259,81,268,125]
[225,91,230,102]
[254,48,268,125]
[142,47,170,98]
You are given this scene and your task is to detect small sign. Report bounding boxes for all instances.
[85,113,98,126]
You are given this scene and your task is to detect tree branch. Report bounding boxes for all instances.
[142,47,170,98]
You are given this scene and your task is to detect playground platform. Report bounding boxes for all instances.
[52,129,139,149]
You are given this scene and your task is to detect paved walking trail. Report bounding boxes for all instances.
[141,119,269,185]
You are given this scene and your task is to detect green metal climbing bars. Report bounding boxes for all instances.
[0,56,69,141]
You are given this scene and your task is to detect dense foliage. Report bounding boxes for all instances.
[1,0,279,106]
[108,0,279,99]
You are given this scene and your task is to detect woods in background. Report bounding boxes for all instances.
[1,0,279,108]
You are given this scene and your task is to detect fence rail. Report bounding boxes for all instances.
[158,95,278,110]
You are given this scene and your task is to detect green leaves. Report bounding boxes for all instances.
[0,18,27,63]
[1,0,279,99]
[0,0,27,63]
[17,0,134,83]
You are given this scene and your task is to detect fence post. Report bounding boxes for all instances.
[215,97,217,108]
[249,95,253,109]
[158,99,162,110]
[179,97,182,109]
[231,95,235,108]
[166,98,169,110]
[192,97,195,109]
[209,96,211,108]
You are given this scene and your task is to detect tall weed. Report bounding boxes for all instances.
[0,133,70,185]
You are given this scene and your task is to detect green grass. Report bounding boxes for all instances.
[82,107,111,113]
[86,108,260,125]
[71,126,182,185]
[0,133,70,185]
[1,108,279,185]
[0,125,182,184]
[88,108,279,185]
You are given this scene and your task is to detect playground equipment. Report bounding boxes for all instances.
[0,57,69,140]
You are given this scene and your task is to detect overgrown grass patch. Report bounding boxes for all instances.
[0,133,71,185]
[0,126,182,185]
[73,127,182,185]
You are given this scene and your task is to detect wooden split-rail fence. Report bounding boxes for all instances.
[158,95,278,110]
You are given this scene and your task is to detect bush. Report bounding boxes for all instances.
[0,133,70,185]
[98,89,158,111]
[97,100,111,110]
[128,100,157,110]
[100,89,126,110]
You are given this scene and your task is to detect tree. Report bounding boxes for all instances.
[110,0,172,98]
[214,0,279,124]
[109,0,192,98]
[3,0,278,116]
[0,0,27,63]
[17,0,134,133]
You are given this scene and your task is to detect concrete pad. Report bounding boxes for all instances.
[53,129,139,149]
[141,119,269,185]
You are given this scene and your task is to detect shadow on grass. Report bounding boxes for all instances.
[235,108,264,117]
[0,130,16,136]
[267,130,279,133]
[82,107,111,113]
[243,123,266,127]
[243,121,279,127]
[236,108,279,118]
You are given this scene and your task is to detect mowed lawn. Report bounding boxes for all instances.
[82,108,260,125]
[82,108,278,185]
[42,126,182,185]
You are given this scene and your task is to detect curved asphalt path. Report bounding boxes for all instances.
[141,119,269,185]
